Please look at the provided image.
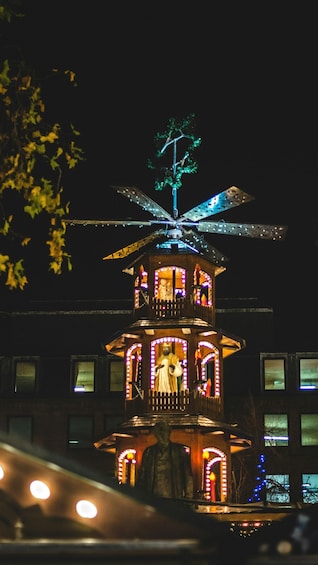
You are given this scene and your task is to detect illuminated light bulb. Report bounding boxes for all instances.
[0,465,4,480]
[76,500,97,519]
[30,480,50,499]
[276,540,293,555]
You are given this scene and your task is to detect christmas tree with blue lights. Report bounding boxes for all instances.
[248,453,266,503]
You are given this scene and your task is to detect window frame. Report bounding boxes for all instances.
[13,357,39,394]
[7,415,33,443]
[71,356,97,393]
[261,354,287,391]
[298,356,318,391]
[302,474,318,503]
[265,474,290,503]
[109,358,125,393]
[68,415,94,449]
[301,414,318,446]
[263,413,289,446]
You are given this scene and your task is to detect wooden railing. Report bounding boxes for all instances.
[151,297,185,318]
[125,390,223,420]
[192,391,222,419]
[133,296,214,323]
[148,390,190,411]
[150,297,214,322]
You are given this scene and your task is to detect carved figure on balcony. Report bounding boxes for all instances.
[195,347,202,381]
[158,278,173,300]
[154,343,183,393]
[136,420,193,499]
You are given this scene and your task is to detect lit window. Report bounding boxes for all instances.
[266,474,290,503]
[302,474,318,503]
[14,360,37,393]
[263,358,285,390]
[8,416,32,443]
[126,344,142,399]
[264,414,288,446]
[193,264,212,306]
[110,360,125,392]
[134,264,148,308]
[299,358,318,390]
[150,338,187,391]
[302,473,318,504]
[68,416,93,448]
[155,267,186,300]
[73,360,95,392]
[301,414,318,446]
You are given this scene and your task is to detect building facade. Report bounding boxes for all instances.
[1,295,317,505]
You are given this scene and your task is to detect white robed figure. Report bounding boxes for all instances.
[154,343,183,393]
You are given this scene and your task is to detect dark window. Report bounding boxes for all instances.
[110,360,125,392]
[68,416,93,448]
[8,416,32,443]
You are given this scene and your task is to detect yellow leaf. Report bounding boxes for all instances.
[0,254,9,272]
[40,131,58,143]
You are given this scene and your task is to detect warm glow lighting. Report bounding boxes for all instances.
[30,480,50,499]
[0,465,4,480]
[150,337,188,389]
[118,449,137,483]
[123,333,139,339]
[203,448,227,500]
[126,343,142,398]
[76,499,97,518]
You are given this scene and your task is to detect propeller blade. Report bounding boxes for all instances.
[113,185,174,222]
[64,219,152,227]
[103,230,165,260]
[181,229,229,268]
[197,221,288,241]
[179,186,254,222]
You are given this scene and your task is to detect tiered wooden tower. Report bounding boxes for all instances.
[96,246,253,502]
[67,116,287,503]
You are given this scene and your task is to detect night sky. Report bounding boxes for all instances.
[1,1,317,351]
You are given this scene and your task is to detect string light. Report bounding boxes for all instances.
[248,453,266,502]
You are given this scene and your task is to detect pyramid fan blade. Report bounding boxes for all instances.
[197,221,288,240]
[64,219,152,227]
[103,230,165,260]
[113,185,174,222]
[181,229,229,267]
[179,186,255,222]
